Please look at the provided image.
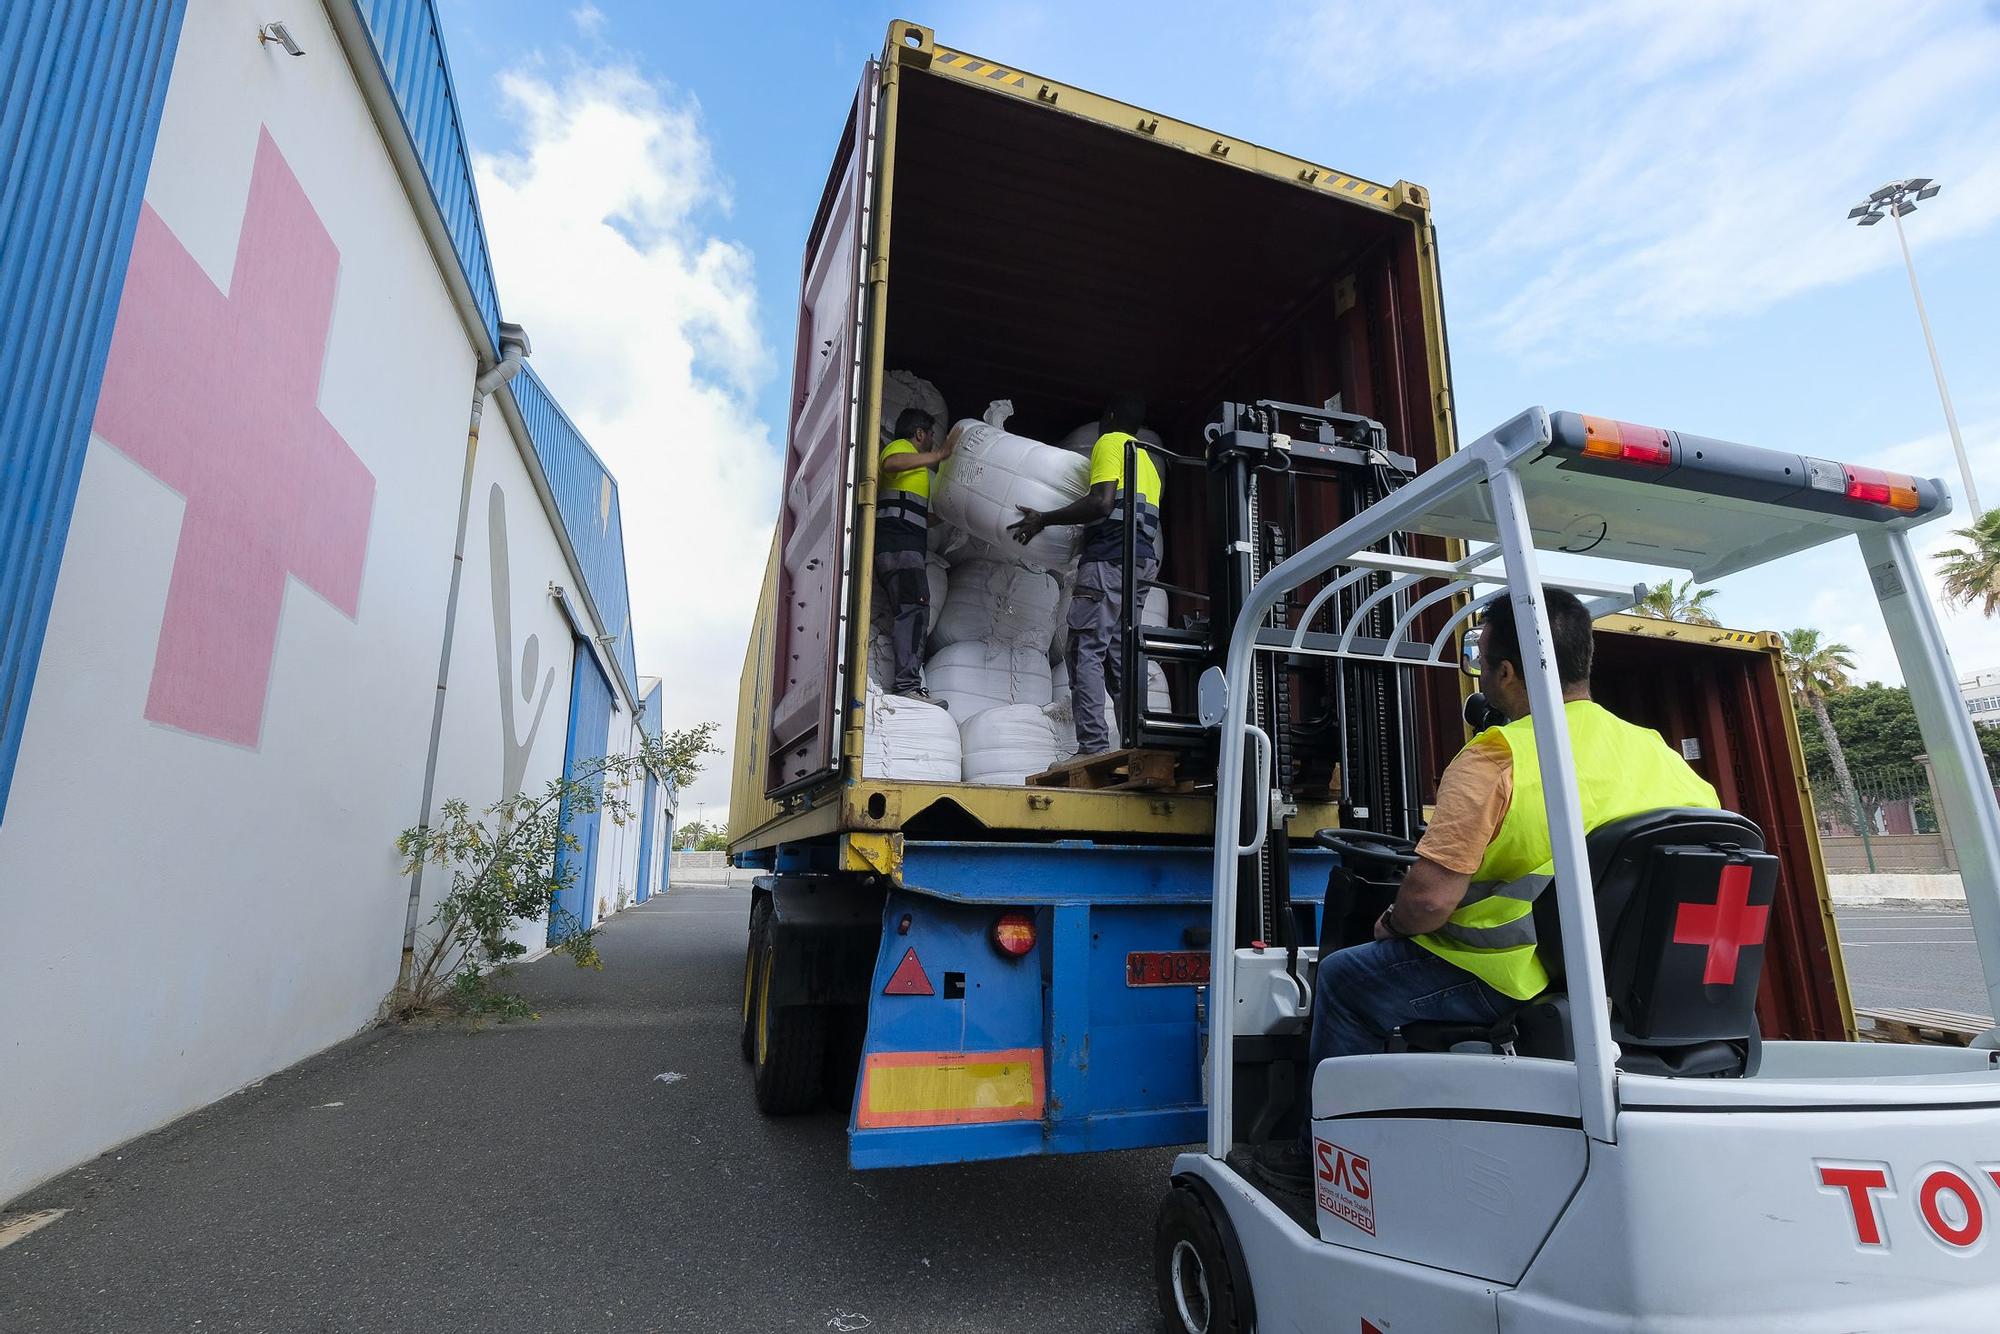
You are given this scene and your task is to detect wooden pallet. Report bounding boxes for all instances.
[1856,1005,1995,1047]
[1027,747,1183,792]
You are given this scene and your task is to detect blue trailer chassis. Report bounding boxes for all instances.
[831,839,1331,1169]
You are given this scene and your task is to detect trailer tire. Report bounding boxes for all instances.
[740,898,770,1062]
[1154,1185,1249,1334]
[751,930,827,1115]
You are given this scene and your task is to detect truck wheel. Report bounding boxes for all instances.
[751,930,827,1115]
[1154,1185,1248,1334]
[739,899,770,1062]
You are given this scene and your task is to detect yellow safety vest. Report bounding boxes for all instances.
[1083,431,1162,563]
[880,437,931,502]
[1414,699,1721,1000]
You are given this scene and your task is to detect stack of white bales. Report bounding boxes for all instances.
[865,392,1175,785]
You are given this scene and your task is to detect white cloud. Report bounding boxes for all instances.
[570,4,606,40]
[1282,1,2000,357]
[474,59,776,817]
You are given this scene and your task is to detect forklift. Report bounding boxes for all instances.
[1156,406,2000,1331]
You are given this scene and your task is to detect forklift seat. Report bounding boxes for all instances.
[1395,808,1777,1078]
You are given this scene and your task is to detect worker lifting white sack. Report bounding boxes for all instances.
[860,687,961,783]
[878,369,948,442]
[925,640,1052,719]
[929,558,1062,654]
[959,702,1070,785]
[931,402,1089,574]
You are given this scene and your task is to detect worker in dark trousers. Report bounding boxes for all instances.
[875,407,953,704]
[1008,396,1162,758]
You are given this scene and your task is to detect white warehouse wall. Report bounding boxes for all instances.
[421,407,583,963]
[0,0,636,1202]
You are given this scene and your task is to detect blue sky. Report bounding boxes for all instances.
[434,1,2000,814]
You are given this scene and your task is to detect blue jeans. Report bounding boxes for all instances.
[1299,938,1513,1147]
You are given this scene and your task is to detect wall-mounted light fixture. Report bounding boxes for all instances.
[258,22,304,57]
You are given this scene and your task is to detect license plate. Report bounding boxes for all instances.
[1126,950,1211,987]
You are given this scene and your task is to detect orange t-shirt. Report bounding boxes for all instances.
[1413,737,1514,875]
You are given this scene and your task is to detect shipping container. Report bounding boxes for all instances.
[729,21,1847,1170]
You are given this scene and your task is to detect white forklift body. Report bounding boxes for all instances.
[1165,407,2000,1332]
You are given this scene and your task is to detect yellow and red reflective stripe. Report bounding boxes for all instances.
[855,1048,1046,1129]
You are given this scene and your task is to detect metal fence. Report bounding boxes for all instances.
[1811,758,2000,875]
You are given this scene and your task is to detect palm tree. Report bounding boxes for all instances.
[1781,628,1864,834]
[1634,578,1721,626]
[1936,509,2000,615]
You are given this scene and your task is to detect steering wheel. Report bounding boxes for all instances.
[1312,828,1419,866]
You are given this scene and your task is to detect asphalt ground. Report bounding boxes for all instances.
[1834,905,1989,1016]
[1,892,1984,1333]
[0,877,1171,1334]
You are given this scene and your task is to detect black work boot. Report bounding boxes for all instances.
[1249,1140,1312,1196]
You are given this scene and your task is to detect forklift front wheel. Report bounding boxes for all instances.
[1154,1185,1249,1334]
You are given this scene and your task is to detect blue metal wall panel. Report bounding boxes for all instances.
[0,0,188,828]
[550,638,615,941]
[351,0,501,350]
[639,678,663,741]
[510,367,641,695]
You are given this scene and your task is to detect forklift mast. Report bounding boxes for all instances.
[1124,398,1424,954]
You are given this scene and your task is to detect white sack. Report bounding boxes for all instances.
[926,640,1052,720]
[879,370,948,442]
[932,412,1089,574]
[930,559,1062,654]
[862,687,961,782]
[959,703,1068,785]
[866,554,950,690]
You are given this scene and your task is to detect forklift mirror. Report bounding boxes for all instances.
[1459,631,1481,678]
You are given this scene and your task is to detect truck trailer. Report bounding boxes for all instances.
[729,20,1848,1171]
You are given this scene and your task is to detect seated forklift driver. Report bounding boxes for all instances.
[1253,588,1719,1194]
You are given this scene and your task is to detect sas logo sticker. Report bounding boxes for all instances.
[1315,1138,1375,1236]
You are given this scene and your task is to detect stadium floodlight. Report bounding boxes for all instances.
[1847,178,1975,513]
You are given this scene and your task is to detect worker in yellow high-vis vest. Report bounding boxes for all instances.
[1254,587,1719,1194]
[875,408,953,704]
[1007,395,1162,757]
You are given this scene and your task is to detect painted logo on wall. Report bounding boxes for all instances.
[488,484,556,796]
[92,126,375,748]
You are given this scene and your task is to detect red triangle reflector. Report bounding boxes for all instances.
[885,947,933,996]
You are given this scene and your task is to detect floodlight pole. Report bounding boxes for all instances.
[1870,188,1978,516]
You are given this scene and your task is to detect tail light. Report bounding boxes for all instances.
[992,911,1036,958]
[1840,464,1920,512]
[1580,416,1672,466]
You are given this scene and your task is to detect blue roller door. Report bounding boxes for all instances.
[550,639,614,943]
[633,772,659,903]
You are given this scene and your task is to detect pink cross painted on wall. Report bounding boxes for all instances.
[93,127,375,748]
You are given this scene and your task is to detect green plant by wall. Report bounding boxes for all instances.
[393,739,668,1020]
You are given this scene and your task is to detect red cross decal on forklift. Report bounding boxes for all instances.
[1672,863,1769,985]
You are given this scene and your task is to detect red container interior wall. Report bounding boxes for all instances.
[1593,634,1847,1041]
